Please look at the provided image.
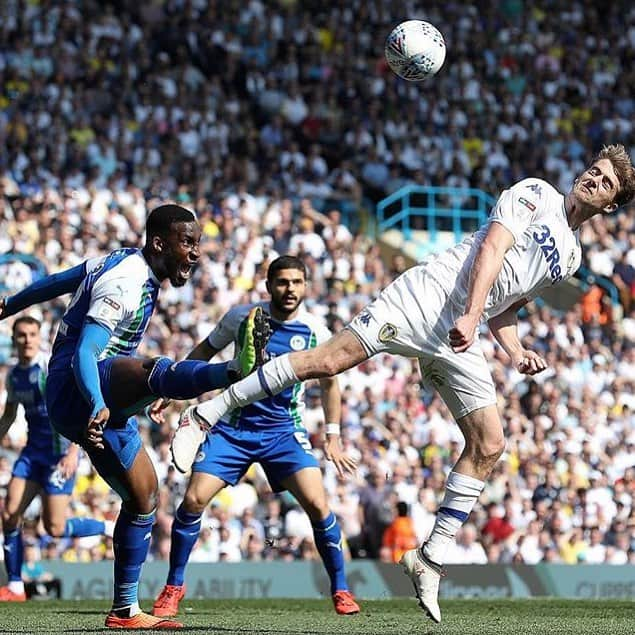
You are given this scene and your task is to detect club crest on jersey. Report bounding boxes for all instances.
[29,369,39,384]
[290,335,306,350]
[378,323,398,343]
[526,183,542,198]
[533,224,563,283]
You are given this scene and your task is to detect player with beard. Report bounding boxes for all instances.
[0,204,268,629]
[152,255,360,617]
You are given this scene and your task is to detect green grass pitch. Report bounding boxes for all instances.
[0,598,632,634]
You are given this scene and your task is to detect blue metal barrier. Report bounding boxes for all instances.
[376,185,496,244]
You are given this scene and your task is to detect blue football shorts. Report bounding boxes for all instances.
[11,446,75,495]
[192,424,320,491]
[46,357,146,500]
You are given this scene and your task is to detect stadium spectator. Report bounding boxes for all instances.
[381,501,418,563]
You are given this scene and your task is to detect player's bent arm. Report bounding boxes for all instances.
[186,338,220,362]
[72,319,112,417]
[487,299,529,359]
[463,222,516,318]
[1,263,87,318]
[0,401,19,443]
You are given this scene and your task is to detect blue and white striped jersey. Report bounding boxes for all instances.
[207,302,331,430]
[49,248,160,373]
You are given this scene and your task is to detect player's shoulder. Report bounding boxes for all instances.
[102,248,147,278]
[509,178,560,201]
[293,308,331,338]
[93,249,153,293]
[224,301,267,321]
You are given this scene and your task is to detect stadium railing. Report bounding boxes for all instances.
[376,185,496,244]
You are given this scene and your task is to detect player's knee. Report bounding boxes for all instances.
[44,520,67,538]
[126,485,159,515]
[182,491,209,516]
[475,435,506,463]
[2,509,20,531]
[302,497,330,522]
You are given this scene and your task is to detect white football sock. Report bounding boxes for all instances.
[196,354,299,423]
[423,471,484,565]
[8,580,25,594]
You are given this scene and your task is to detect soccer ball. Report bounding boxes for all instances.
[385,20,446,81]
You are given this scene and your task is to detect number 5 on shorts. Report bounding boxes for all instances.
[293,431,314,455]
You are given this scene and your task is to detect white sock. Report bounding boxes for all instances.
[423,471,484,565]
[8,580,25,594]
[196,354,299,423]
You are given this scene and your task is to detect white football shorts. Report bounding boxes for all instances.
[346,264,497,420]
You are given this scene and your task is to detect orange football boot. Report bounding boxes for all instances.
[332,590,360,615]
[0,586,26,602]
[105,611,183,629]
[152,584,186,617]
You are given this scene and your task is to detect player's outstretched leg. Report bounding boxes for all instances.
[171,306,275,472]
[172,329,367,472]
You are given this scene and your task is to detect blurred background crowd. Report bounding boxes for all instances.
[1,0,634,575]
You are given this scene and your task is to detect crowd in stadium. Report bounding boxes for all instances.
[1,0,634,577]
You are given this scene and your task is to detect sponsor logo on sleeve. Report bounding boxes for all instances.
[103,297,121,310]
[518,196,536,212]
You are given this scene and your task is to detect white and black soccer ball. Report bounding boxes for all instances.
[385,20,446,81]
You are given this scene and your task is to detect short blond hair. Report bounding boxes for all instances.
[592,144,635,207]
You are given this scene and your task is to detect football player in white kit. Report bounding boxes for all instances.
[171,145,635,622]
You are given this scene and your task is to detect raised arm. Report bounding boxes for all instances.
[0,263,87,319]
[488,300,547,375]
[449,222,515,352]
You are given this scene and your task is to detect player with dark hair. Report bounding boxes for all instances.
[0,316,111,602]
[0,204,267,629]
[151,255,359,617]
[172,146,635,623]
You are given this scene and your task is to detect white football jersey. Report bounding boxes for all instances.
[425,178,582,319]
